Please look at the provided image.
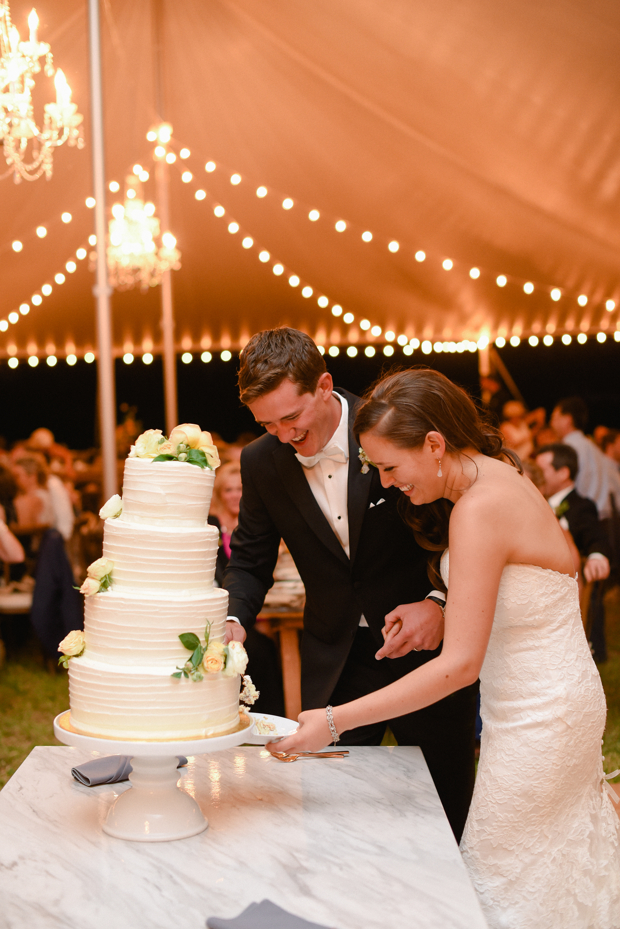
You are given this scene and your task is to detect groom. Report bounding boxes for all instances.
[223,328,477,840]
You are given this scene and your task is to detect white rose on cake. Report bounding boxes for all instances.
[99,494,122,519]
[224,640,249,676]
[79,576,101,597]
[168,424,221,469]
[58,630,85,657]
[87,557,114,580]
[129,429,165,458]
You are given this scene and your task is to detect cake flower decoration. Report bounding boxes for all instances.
[130,423,220,470]
[99,494,122,519]
[172,621,249,681]
[78,557,113,596]
[358,447,374,474]
[58,630,85,668]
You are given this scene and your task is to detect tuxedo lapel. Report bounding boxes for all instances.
[342,391,373,564]
[272,442,349,565]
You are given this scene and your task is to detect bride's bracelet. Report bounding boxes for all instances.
[326,705,340,744]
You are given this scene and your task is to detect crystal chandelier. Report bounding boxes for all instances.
[107,174,181,292]
[0,2,83,182]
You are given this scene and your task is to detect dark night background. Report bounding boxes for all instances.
[2,339,619,449]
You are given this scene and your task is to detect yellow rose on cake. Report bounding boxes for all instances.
[129,429,165,459]
[202,641,226,674]
[169,423,220,469]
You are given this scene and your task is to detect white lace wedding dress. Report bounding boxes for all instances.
[441,551,620,929]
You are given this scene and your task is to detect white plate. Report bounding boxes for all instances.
[245,713,298,745]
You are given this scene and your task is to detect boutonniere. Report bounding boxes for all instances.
[358,447,373,474]
[555,499,570,518]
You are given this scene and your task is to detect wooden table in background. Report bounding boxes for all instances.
[257,610,304,719]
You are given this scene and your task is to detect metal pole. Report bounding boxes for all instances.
[88,0,117,497]
[156,158,178,435]
[153,0,177,434]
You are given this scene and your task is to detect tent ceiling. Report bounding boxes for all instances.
[2,0,620,361]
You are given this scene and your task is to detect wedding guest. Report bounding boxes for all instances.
[499,401,534,460]
[602,430,620,468]
[0,515,24,564]
[550,397,620,519]
[11,456,52,532]
[223,328,477,841]
[535,444,610,583]
[210,461,285,716]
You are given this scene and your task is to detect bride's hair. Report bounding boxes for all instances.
[354,367,522,589]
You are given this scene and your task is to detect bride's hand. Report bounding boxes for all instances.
[267,709,333,755]
[376,599,445,658]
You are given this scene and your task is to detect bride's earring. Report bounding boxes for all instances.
[437,459,442,477]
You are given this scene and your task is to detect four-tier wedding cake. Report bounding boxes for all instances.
[60,425,249,741]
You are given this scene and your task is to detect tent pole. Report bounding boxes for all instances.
[153,0,178,434]
[156,160,178,435]
[88,0,117,498]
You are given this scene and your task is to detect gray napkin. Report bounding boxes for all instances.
[71,755,188,786]
[207,900,333,929]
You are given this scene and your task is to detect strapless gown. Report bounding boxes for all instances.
[441,551,620,929]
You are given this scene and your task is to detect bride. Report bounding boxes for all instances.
[271,368,620,929]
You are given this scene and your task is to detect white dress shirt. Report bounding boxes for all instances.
[563,430,620,519]
[296,393,351,555]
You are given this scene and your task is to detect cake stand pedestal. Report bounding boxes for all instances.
[53,711,253,842]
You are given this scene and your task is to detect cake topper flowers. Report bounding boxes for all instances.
[129,423,220,470]
[78,558,113,596]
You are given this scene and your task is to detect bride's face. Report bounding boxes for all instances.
[360,431,443,504]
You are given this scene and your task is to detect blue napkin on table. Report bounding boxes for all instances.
[71,755,188,786]
[207,900,334,929]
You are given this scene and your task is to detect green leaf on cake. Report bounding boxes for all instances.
[179,632,201,651]
[186,448,209,469]
[190,645,204,667]
[152,454,177,463]
[171,671,183,679]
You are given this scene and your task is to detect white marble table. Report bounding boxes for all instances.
[0,745,487,929]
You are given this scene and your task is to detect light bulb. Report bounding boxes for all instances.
[302,286,313,298]
[562,334,572,345]
[195,189,206,200]
[12,240,22,252]
[442,259,453,270]
[36,226,47,238]
[227,222,239,234]
[221,350,232,361]
[495,336,506,347]
[469,267,480,279]
[242,237,253,249]
[308,210,320,221]
[496,275,507,287]
[205,161,216,172]
[258,250,270,262]
[182,352,192,364]
[201,351,212,363]
[347,346,357,357]
[550,288,561,301]
[256,186,267,197]
[361,231,373,242]
[528,335,539,346]
[383,345,394,356]
[331,305,343,317]
[415,250,425,262]
[365,346,375,357]
[288,275,300,287]
[109,181,120,192]
[523,282,534,294]
[388,241,399,253]
[230,174,241,185]
[181,171,192,183]
[335,220,346,232]
[282,198,294,210]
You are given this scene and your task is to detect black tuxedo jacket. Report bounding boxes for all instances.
[560,489,609,560]
[224,388,438,708]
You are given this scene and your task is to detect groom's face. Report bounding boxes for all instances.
[248,374,338,456]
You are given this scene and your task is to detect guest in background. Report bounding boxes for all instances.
[593,425,611,449]
[11,456,52,533]
[499,401,534,460]
[602,430,620,468]
[536,442,611,662]
[551,397,620,520]
[535,444,610,584]
[209,462,242,586]
[480,374,512,423]
[209,462,285,716]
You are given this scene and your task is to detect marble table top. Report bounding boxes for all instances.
[0,745,487,929]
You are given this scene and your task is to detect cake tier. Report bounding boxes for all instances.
[68,657,240,739]
[102,519,219,592]
[121,458,215,526]
[83,587,228,667]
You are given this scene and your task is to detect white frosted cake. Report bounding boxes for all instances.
[64,432,245,741]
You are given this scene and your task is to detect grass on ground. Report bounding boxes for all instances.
[0,589,619,789]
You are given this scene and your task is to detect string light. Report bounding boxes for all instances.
[282,198,294,210]
[123,352,134,364]
[528,335,539,346]
[347,346,357,357]
[415,250,425,262]
[510,336,520,346]
[309,210,320,221]
[388,241,399,253]
[365,346,375,357]
[496,275,507,287]
[550,288,562,301]
[577,333,587,344]
[12,240,22,252]
[606,300,616,311]
[47,355,57,366]
[230,174,241,185]
[597,332,607,343]
[562,334,572,345]
[201,351,212,363]
[495,337,506,347]
[335,220,346,232]
[84,352,95,363]
[383,345,394,356]
[66,353,77,365]
[181,352,192,363]
[221,350,232,361]
[142,352,153,364]
[469,268,480,279]
[543,335,553,346]
[442,259,453,270]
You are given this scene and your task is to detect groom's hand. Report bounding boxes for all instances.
[224,620,247,645]
[376,600,444,659]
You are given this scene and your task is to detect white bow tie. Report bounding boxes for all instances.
[295,443,348,468]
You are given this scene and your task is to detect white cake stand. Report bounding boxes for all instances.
[53,710,253,842]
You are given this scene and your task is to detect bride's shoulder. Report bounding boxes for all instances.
[452,459,529,523]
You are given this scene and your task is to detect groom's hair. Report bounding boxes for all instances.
[238,328,326,405]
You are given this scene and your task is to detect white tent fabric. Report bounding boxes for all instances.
[2,0,620,361]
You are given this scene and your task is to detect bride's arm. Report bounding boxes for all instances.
[270,493,509,753]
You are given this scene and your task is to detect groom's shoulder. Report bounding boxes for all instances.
[240,432,280,466]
